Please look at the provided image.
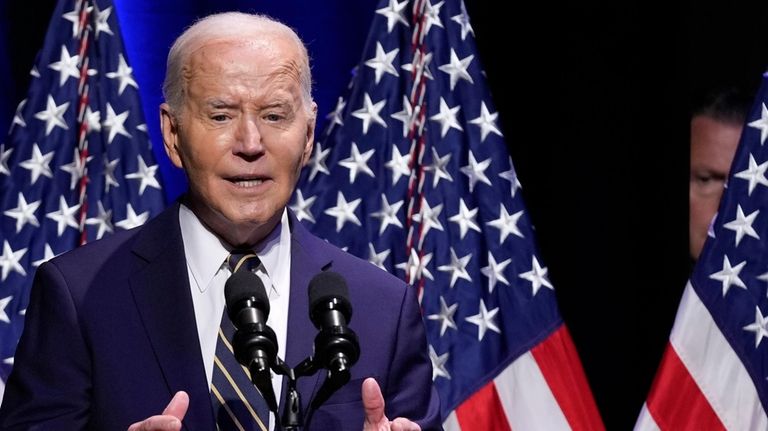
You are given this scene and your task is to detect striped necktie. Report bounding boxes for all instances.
[210,250,270,431]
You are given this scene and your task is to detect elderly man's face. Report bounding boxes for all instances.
[162,35,315,245]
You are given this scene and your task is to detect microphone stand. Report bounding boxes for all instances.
[269,356,322,431]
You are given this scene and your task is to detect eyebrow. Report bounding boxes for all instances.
[205,98,238,109]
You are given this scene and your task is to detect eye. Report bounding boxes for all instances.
[264,113,283,122]
[211,114,229,122]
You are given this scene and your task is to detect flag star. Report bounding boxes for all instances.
[499,157,522,198]
[19,143,54,184]
[375,0,409,33]
[429,97,463,138]
[368,243,391,270]
[0,296,11,323]
[125,155,161,195]
[339,142,375,183]
[85,106,101,133]
[326,97,346,129]
[401,51,434,80]
[85,202,114,240]
[425,147,453,188]
[481,252,511,293]
[465,299,500,341]
[734,154,768,196]
[48,45,80,86]
[46,196,81,237]
[352,93,387,135]
[391,96,414,138]
[519,256,554,295]
[102,103,132,144]
[60,148,93,190]
[93,3,114,38]
[3,357,13,365]
[469,102,503,142]
[438,248,472,287]
[427,296,458,336]
[423,0,445,35]
[723,205,760,246]
[370,194,404,235]
[3,192,41,233]
[396,248,434,282]
[449,199,481,239]
[62,6,91,37]
[428,346,451,381]
[744,306,768,349]
[438,49,474,90]
[34,95,70,136]
[365,42,399,84]
[308,142,331,181]
[709,255,748,297]
[488,205,524,243]
[0,143,13,176]
[450,2,474,40]
[324,191,362,232]
[106,54,138,95]
[749,102,768,145]
[115,203,149,230]
[103,156,120,192]
[32,244,58,267]
[412,199,444,241]
[385,145,412,185]
[290,190,316,223]
[0,241,27,282]
[460,150,492,192]
[137,123,148,133]
[11,99,27,130]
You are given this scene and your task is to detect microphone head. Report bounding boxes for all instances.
[308,271,352,322]
[225,269,270,322]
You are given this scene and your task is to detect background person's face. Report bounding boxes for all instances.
[162,35,315,245]
[689,114,742,260]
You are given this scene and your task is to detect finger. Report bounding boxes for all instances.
[362,377,386,425]
[127,415,182,431]
[391,417,421,431]
[162,391,189,420]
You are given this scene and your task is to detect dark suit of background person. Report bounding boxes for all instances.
[0,11,440,431]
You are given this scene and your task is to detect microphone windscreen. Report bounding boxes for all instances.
[225,269,270,317]
[308,271,350,312]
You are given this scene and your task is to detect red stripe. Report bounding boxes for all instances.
[455,381,512,431]
[531,325,605,431]
[645,343,725,431]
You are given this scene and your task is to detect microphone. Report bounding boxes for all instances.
[224,269,279,412]
[307,271,360,408]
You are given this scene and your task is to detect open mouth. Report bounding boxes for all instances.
[227,176,266,188]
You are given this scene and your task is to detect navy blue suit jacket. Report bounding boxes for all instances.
[0,203,441,430]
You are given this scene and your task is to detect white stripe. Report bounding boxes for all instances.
[669,282,768,430]
[443,411,462,431]
[494,351,571,430]
[634,403,661,431]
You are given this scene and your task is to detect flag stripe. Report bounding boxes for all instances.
[634,404,661,431]
[644,342,724,430]
[666,282,766,429]
[532,325,604,430]
[495,350,570,430]
[455,380,512,431]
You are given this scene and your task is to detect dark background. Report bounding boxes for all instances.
[4,1,768,428]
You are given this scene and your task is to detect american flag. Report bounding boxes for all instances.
[635,73,768,430]
[293,0,604,429]
[0,0,165,400]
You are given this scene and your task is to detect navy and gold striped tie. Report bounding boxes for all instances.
[210,250,270,431]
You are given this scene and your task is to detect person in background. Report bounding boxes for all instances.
[0,11,440,431]
[689,86,753,261]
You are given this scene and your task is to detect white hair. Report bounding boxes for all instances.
[162,12,313,115]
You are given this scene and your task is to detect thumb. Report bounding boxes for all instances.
[162,391,190,420]
[362,377,386,425]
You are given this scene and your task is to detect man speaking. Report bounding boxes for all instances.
[0,11,440,431]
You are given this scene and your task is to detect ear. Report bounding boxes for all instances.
[160,103,183,169]
[301,102,318,167]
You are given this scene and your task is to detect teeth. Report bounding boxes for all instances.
[233,179,263,187]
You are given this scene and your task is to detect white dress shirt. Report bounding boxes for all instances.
[179,204,291,430]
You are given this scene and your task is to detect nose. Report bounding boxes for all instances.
[233,115,264,158]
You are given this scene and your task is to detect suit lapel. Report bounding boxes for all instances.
[128,203,214,430]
